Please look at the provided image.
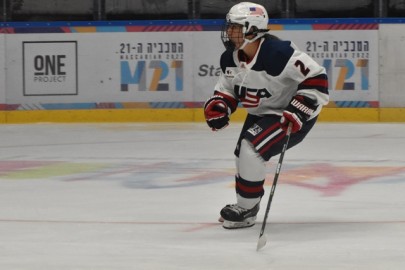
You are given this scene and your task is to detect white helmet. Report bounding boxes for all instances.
[221,2,269,50]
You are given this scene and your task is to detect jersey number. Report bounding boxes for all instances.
[294,60,310,76]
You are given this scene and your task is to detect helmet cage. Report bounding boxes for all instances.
[221,20,268,51]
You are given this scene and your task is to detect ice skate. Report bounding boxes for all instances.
[220,203,259,229]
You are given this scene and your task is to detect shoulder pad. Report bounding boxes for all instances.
[220,50,236,73]
[257,39,294,76]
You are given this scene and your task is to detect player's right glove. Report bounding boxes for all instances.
[204,92,237,131]
[280,95,317,133]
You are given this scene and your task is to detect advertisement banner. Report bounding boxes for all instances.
[275,30,378,105]
[5,32,194,106]
[3,26,379,109]
[23,41,78,96]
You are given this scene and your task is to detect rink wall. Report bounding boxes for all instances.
[0,18,405,123]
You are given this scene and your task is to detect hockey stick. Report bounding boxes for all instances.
[256,122,292,251]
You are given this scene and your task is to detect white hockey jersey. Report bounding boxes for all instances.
[214,35,329,119]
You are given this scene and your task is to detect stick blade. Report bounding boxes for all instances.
[256,234,267,251]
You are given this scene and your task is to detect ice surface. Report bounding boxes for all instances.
[0,122,404,270]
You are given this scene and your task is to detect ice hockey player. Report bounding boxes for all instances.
[204,2,329,229]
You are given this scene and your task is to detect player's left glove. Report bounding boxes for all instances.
[280,95,317,133]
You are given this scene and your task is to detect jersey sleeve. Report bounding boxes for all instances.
[212,51,239,113]
[286,48,329,106]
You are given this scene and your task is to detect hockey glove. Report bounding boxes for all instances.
[204,95,232,131]
[280,95,317,133]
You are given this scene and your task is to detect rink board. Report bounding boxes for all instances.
[0,19,405,123]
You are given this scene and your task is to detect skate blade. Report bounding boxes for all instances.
[222,216,256,229]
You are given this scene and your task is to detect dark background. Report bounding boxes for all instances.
[0,0,404,22]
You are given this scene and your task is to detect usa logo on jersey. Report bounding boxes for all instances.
[234,85,272,108]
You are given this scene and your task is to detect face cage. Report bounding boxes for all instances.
[221,21,245,51]
[221,20,267,51]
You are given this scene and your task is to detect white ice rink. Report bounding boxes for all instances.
[0,122,404,270]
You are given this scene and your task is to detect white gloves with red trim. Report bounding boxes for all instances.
[280,95,317,133]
